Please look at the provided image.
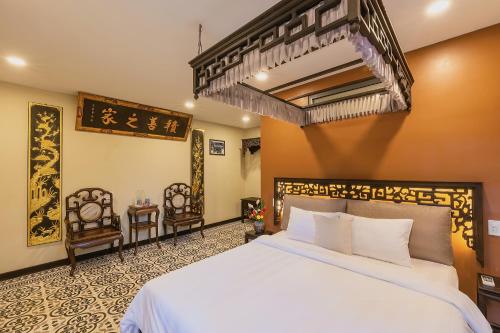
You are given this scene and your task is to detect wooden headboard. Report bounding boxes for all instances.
[273,178,484,265]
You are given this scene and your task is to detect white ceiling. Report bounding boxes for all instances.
[1,0,499,128]
[246,39,360,92]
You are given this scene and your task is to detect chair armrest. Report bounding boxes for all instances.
[112,213,122,231]
[64,217,74,239]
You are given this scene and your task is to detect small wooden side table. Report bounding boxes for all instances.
[241,197,260,223]
[127,204,161,255]
[477,273,500,332]
[245,230,274,243]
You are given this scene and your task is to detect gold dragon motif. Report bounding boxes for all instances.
[28,106,62,246]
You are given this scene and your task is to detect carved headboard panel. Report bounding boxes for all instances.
[273,178,484,265]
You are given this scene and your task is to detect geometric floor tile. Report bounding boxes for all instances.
[0,222,252,333]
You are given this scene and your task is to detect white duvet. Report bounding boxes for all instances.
[121,235,491,333]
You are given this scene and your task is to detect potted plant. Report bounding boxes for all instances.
[248,200,266,233]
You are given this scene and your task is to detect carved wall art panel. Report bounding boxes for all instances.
[191,129,205,210]
[28,103,63,246]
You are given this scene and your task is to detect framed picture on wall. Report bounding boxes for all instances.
[209,139,225,156]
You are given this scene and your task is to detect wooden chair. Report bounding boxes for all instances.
[163,183,204,246]
[64,188,124,276]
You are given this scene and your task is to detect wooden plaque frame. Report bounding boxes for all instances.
[76,92,193,141]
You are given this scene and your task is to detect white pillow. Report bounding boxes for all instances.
[286,207,339,243]
[313,213,354,255]
[351,214,414,267]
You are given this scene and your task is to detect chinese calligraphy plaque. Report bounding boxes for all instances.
[76,92,192,141]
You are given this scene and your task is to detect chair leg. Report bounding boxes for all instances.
[173,226,178,246]
[65,246,71,265]
[189,224,192,233]
[200,220,205,239]
[118,236,124,262]
[109,241,114,254]
[68,248,76,277]
[156,225,161,249]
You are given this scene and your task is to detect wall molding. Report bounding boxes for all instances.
[0,217,240,281]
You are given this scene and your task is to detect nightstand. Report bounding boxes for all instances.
[244,230,273,243]
[477,273,500,332]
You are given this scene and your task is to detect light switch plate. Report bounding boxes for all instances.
[488,220,500,237]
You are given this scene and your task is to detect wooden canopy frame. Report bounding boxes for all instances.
[189,0,414,111]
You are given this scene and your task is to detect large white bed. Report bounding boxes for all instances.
[121,231,491,333]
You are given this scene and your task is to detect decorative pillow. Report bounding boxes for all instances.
[351,215,414,267]
[313,213,354,255]
[286,207,340,244]
[347,200,453,265]
[281,195,347,230]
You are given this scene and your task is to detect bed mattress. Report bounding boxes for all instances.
[121,234,490,333]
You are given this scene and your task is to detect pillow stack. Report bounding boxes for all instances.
[286,206,414,267]
[282,195,454,267]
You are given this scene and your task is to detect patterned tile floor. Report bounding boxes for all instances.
[0,222,252,333]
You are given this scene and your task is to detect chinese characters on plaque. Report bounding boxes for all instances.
[76,93,192,141]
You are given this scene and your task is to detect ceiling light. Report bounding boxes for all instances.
[255,71,269,81]
[426,0,450,16]
[242,115,250,123]
[5,56,27,67]
[184,101,195,109]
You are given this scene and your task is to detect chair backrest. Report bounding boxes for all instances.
[65,188,114,231]
[164,183,198,215]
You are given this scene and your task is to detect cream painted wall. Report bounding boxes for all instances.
[0,81,247,274]
[242,127,261,198]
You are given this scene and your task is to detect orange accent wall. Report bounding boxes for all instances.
[261,24,500,301]
[281,65,373,105]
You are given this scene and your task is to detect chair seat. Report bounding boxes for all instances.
[71,226,121,243]
[164,213,203,224]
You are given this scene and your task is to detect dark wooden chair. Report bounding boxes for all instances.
[163,183,204,246]
[64,188,124,276]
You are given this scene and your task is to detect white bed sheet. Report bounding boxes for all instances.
[274,230,460,289]
[121,234,490,333]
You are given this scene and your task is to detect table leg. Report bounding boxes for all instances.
[128,212,132,250]
[134,216,138,255]
[148,213,152,243]
[478,292,487,318]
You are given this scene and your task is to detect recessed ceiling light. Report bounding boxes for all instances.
[5,55,27,67]
[426,0,450,16]
[255,71,269,81]
[184,101,195,109]
[242,115,250,123]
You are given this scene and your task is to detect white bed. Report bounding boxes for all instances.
[121,232,491,333]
